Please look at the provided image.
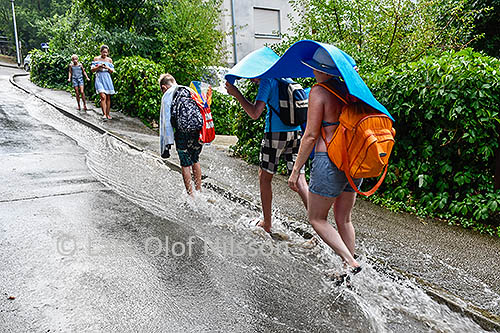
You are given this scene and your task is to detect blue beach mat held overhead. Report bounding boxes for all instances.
[225,40,393,121]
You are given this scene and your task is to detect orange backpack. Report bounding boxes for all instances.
[317,83,396,196]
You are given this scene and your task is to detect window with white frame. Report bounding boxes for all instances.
[254,7,281,38]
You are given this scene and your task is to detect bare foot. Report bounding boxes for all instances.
[256,220,271,233]
[248,218,271,233]
[107,115,112,120]
[301,237,319,249]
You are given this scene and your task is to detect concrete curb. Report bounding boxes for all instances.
[9,73,500,332]
[425,288,500,332]
[0,61,21,69]
[369,255,500,332]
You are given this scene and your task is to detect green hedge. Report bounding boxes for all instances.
[230,81,264,164]
[30,49,76,90]
[30,49,95,102]
[111,57,240,131]
[210,90,239,136]
[368,48,500,235]
[228,49,500,236]
[112,56,164,123]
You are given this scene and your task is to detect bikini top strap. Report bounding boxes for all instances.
[322,120,340,127]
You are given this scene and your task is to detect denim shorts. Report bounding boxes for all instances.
[174,130,202,167]
[72,77,84,87]
[309,152,363,198]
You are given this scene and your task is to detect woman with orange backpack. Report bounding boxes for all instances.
[288,47,362,283]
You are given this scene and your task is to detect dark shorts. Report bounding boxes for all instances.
[174,131,202,167]
[309,152,363,198]
[259,131,305,175]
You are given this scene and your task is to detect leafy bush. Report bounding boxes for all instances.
[111,56,164,123]
[229,81,264,164]
[0,0,71,55]
[38,0,226,84]
[29,51,165,123]
[210,90,238,135]
[30,49,73,90]
[155,0,227,85]
[368,48,500,234]
[30,51,240,134]
[469,0,500,58]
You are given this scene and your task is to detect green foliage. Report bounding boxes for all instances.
[280,0,484,74]
[0,0,71,56]
[36,2,159,60]
[367,48,500,233]
[230,81,265,165]
[36,0,227,83]
[36,10,106,59]
[30,49,242,134]
[77,0,158,32]
[468,0,500,57]
[29,49,74,90]
[112,56,164,122]
[155,0,226,85]
[28,0,230,128]
[211,90,238,135]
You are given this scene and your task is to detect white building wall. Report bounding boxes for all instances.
[220,0,300,66]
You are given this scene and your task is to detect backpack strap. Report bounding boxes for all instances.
[315,82,347,148]
[315,82,348,105]
[340,126,388,196]
[264,78,288,131]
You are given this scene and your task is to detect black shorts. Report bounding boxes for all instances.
[174,130,202,167]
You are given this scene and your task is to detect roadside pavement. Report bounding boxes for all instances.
[6,63,500,331]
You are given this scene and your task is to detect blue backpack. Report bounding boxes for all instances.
[269,78,308,126]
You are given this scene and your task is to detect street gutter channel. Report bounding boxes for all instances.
[8,71,500,332]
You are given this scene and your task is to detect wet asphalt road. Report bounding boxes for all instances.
[1,65,497,332]
[0,68,376,332]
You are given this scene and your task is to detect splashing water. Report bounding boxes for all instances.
[23,94,492,333]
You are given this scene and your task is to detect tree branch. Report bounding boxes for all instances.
[385,0,401,64]
[354,0,362,48]
[332,0,343,39]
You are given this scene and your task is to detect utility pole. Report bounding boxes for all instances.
[10,0,21,66]
[230,0,237,64]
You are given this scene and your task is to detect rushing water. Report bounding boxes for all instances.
[23,93,491,333]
